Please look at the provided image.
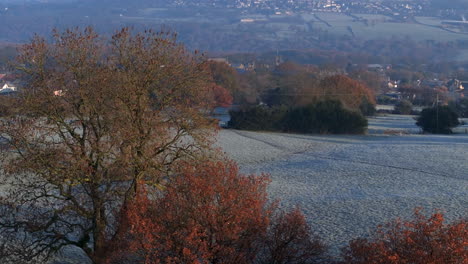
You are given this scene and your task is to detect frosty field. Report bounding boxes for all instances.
[217,115,468,254]
[1,114,466,262]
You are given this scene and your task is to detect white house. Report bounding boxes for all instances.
[0,83,17,94]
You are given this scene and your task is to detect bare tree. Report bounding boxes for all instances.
[0,27,216,263]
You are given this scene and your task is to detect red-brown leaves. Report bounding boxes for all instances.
[107,161,272,264]
[1,27,220,262]
[211,84,233,107]
[341,208,468,264]
[320,75,375,111]
[106,161,328,264]
[260,207,327,264]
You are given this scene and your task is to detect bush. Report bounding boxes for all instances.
[359,97,376,116]
[229,100,368,134]
[394,99,413,115]
[228,105,288,131]
[259,208,327,264]
[106,161,327,264]
[416,106,460,134]
[341,208,467,264]
[284,100,368,134]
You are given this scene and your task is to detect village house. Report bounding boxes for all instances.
[447,79,465,92]
[0,82,17,94]
[459,81,468,98]
[446,79,467,99]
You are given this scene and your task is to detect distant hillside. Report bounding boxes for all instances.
[431,0,468,9]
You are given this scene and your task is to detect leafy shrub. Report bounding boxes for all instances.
[284,100,368,134]
[228,105,288,131]
[341,208,468,264]
[259,208,327,264]
[229,100,368,134]
[416,106,460,134]
[394,100,413,115]
[106,161,327,264]
[359,97,376,116]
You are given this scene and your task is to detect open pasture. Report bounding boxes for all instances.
[218,115,468,254]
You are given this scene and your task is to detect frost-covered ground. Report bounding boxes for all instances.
[216,115,468,255]
[1,114,466,262]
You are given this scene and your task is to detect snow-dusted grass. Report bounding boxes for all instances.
[368,114,468,134]
[1,114,465,262]
[216,115,468,255]
[367,114,421,134]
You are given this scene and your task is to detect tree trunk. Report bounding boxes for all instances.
[91,199,108,263]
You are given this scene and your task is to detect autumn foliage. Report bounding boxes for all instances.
[319,75,375,111]
[0,27,218,262]
[106,161,326,264]
[211,84,233,107]
[259,208,326,264]
[341,208,468,264]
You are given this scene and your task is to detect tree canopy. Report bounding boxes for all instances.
[0,27,217,263]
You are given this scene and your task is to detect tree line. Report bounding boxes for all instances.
[209,61,376,134]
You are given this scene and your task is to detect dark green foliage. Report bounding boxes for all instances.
[359,97,376,116]
[449,98,468,118]
[229,100,368,134]
[262,87,296,108]
[284,100,368,134]
[377,95,397,105]
[394,100,413,115]
[228,105,288,131]
[416,106,460,134]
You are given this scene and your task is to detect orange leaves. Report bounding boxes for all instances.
[261,207,326,264]
[104,157,468,264]
[107,161,271,264]
[106,161,327,264]
[320,75,375,111]
[211,84,233,107]
[3,27,220,263]
[342,208,468,264]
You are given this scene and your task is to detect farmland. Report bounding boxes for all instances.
[114,9,468,58]
[218,115,468,254]
[3,2,468,59]
[123,9,468,42]
[311,13,468,41]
